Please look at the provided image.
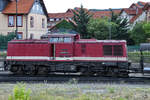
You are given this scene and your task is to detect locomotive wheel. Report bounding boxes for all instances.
[80,67,95,76]
[108,67,118,77]
[102,67,118,77]
[118,72,129,78]
[10,65,24,75]
[10,65,19,73]
[37,66,50,75]
[23,65,36,75]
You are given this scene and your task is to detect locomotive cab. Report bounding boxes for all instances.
[48,34,77,60]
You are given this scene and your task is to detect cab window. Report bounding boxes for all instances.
[64,38,71,43]
[49,37,59,43]
[49,37,72,43]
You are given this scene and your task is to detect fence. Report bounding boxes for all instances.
[127,45,140,52]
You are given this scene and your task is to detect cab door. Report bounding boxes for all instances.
[50,37,74,61]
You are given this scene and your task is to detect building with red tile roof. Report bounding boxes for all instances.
[0,0,48,39]
[48,8,121,30]
[143,2,150,22]
[120,1,149,28]
[90,9,121,19]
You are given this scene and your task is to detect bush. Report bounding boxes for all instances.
[0,32,15,50]
[8,83,31,100]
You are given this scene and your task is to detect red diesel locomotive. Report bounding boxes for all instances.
[5,34,130,76]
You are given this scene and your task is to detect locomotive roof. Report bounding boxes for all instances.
[76,39,126,43]
[9,39,48,43]
[41,33,77,38]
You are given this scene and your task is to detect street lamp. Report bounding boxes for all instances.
[15,0,18,39]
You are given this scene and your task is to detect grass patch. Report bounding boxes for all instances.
[0,83,150,100]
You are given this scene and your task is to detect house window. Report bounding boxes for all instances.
[50,18,54,21]
[17,15,23,27]
[52,23,56,26]
[30,16,34,28]
[69,18,72,20]
[17,32,23,39]
[148,16,150,21]
[8,15,14,27]
[30,34,34,39]
[42,18,45,28]
[56,18,59,21]
[47,23,51,26]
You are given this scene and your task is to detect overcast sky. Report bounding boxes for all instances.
[43,0,150,13]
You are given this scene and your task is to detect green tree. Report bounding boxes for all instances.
[87,10,131,44]
[87,18,116,40]
[71,5,92,38]
[129,22,149,45]
[110,10,130,41]
[143,22,150,36]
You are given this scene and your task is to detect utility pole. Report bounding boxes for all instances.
[15,0,18,39]
[109,18,111,40]
[109,8,112,40]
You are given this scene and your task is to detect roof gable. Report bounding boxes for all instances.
[2,0,48,17]
[130,8,143,23]
[121,8,136,15]
[129,1,146,9]
[30,1,44,15]
[143,2,150,10]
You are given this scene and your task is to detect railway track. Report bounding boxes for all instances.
[0,72,150,84]
[0,58,150,84]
